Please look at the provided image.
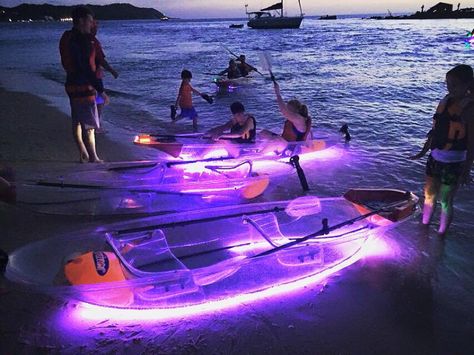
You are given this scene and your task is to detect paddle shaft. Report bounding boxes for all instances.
[253,198,412,258]
[222,45,265,77]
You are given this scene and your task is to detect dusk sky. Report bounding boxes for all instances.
[3,0,474,18]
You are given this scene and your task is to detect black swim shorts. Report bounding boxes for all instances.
[426,154,464,186]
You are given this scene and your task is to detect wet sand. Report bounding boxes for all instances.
[1,87,473,354]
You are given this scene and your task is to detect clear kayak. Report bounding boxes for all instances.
[5,189,419,310]
[213,76,253,91]
[15,160,270,216]
[134,129,343,160]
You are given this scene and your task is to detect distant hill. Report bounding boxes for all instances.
[0,3,166,22]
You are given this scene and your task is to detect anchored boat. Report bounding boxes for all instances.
[5,189,419,310]
[245,0,304,29]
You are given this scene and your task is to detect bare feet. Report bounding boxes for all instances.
[89,156,104,163]
[79,152,90,163]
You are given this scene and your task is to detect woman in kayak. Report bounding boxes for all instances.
[260,81,312,154]
[410,64,474,236]
[204,101,256,156]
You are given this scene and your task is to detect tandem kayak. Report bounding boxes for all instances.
[134,129,343,161]
[14,160,270,216]
[213,76,252,91]
[5,189,419,310]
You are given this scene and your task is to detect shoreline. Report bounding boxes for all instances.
[0,86,147,170]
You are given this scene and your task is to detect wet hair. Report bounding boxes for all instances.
[287,99,309,118]
[181,69,192,79]
[239,55,246,61]
[71,6,94,26]
[230,101,245,114]
[447,64,473,85]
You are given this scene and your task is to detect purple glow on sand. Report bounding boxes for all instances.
[70,237,387,322]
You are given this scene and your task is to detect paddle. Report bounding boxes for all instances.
[252,195,413,258]
[31,181,203,196]
[221,45,265,77]
[259,51,276,82]
[149,132,205,139]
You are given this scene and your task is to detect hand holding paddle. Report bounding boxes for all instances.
[201,93,214,104]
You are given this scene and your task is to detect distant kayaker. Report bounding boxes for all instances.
[236,55,256,77]
[409,64,474,236]
[172,69,212,131]
[260,81,312,154]
[204,101,256,156]
[218,59,241,79]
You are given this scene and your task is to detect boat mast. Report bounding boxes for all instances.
[281,0,283,17]
[298,0,303,17]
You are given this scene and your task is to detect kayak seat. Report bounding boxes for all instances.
[242,213,286,247]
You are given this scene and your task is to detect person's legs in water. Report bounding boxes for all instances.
[437,183,458,236]
[73,122,90,163]
[85,128,103,163]
[422,176,440,225]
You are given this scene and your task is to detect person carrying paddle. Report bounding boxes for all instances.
[409,64,474,236]
[260,81,312,154]
[172,69,212,131]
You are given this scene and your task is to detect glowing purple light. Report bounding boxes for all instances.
[73,242,367,322]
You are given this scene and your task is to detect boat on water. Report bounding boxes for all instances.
[134,128,343,161]
[319,15,337,20]
[14,160,270,216]
[4,189,419,310]
[229,24,244,28]
[245,1,304,29]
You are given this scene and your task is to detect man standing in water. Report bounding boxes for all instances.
[59,6,107,163]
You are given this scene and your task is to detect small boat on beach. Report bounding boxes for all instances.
[245,1,304,29]
[4,188,419,310]
[15,160,270,216]
[134,129,343,161]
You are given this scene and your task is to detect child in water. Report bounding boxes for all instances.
[171,69,212,131]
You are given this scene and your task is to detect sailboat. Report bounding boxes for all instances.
[245,0,304,29]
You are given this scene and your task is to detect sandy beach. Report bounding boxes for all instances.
[1,85,473,354]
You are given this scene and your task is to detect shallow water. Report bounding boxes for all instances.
[0,17,473,350]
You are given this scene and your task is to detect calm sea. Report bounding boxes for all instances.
[0,17,473,319]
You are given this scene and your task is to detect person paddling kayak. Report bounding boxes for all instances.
[260,81,312,154]
[218,59,241,79]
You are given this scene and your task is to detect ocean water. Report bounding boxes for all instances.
[1,17,473,345]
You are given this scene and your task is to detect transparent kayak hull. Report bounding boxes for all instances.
[134,130,342,160]
[16,161,270,216]
[6,189,419,310]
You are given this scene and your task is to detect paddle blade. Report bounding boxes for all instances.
[240,175,270,199]
[259,51,272,72]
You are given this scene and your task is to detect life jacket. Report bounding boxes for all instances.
[281,118,312,142]
[59,29,100,101]
[230,115,256,143]
[430,98,468,151]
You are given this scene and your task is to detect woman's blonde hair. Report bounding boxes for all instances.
[287,99,310,119]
